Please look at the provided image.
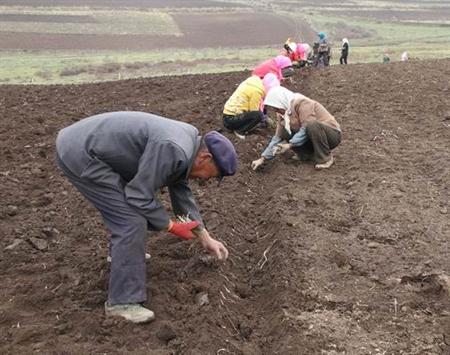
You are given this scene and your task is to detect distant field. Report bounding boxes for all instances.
[0,10,180,35]
[0,47,277,84]
[0,0,450,84]
[0,0,247,8]
[0,8,296,50]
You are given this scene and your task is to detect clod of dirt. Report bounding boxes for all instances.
[329,251,350,268]
[368,242,380,249]
[436,274,450,297]
[195,292,209,306]
[156,323,177,344]
[4,239,23,251]
[6,205,18,216]
[42,227,60,238]
[235,285,252,299]
[28,237,48,251]
[238,323,253,340]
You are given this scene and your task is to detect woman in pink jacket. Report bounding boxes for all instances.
[252,55,294,81]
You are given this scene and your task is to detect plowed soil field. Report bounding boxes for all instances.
[0,60,449,354]
[0,12,300,50]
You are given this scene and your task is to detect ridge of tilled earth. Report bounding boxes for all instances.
[0,59,449,354]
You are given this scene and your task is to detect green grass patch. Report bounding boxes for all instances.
[0,47,276,84]
[302,11,450,46]
[0,8,180,36]
[330,43,450,64]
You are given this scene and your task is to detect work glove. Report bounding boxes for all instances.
[272,143,292,156]
[251,157,265,171]
[167,220,199,240]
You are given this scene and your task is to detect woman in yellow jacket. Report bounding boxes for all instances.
[223,74,279,139]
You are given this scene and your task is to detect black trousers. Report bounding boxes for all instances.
[293,122,341,163]
[278,122,341,163]
[340,55,348,65]
[223,111,263,135]
[316,52,329,67]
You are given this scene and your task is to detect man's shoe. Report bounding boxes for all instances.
[234,131,246,140]
[315,156,334,169]
[107,253,151,263]
[105,302,155,324]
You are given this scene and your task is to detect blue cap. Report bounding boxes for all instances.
[204,131,238,178]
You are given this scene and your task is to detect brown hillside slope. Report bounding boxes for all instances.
[0,60,449,354]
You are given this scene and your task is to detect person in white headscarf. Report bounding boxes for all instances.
[401,51,409,62]
[340,38,349,65]
[251,86,341,171]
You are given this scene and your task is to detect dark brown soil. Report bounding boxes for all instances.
[1,60,449,354]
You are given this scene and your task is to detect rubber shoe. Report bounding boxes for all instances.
[105,303,155,324]
[107,253,151,263]
[315,156,334,170]
[234,131,246,140]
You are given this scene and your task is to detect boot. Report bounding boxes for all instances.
[315,156,334,169]
[105,302,155,324]
[234,131,246,140]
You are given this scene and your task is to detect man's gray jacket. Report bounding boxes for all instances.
[56,111,203,230]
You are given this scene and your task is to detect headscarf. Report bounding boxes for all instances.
[401,51,409,61]
[288,42,297,52]
[342,38,349,45]
[262,73,280,95]
[264,86,303,134]
[274,55,292,69]
[318,32,326,40]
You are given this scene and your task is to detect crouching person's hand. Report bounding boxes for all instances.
[251,157,265,171]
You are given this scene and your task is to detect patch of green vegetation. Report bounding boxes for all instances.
[0,8,180,36]
[0,47,276,84]
[329,43,450,64]
[302,11,450,46]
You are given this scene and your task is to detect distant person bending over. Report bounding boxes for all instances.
[251,86,341,171]
[223,73,280,139]
[282,39,312,68]
[252,55,294,81]
[383,53,390,63]
[340,38,349,65]
[298,43,313,66]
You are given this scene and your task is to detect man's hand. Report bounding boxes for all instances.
[272,143,292,156]
[251,157,265,171]
[167,220,199,240]
[200,237,229,260]
[194,229,229,260]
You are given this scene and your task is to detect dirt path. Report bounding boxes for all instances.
[0,60,449,354]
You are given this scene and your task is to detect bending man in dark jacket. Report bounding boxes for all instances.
[56,111,238,323]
